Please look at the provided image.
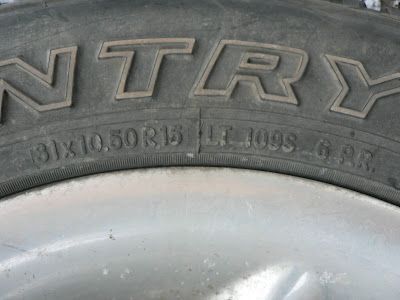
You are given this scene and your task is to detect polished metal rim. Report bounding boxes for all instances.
[0,168,399,299]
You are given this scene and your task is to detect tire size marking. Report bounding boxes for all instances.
[30,124,184,165]
[28,119,376,176]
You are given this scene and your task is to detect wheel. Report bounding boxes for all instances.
[0,0,400,299]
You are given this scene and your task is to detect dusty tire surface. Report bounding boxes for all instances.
[0,0,400,203]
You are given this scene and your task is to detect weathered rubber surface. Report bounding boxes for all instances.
[1,0,400,204]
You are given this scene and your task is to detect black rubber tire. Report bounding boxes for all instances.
[1,0,400,204]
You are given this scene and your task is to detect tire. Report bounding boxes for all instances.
[0,0,400,204]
